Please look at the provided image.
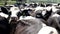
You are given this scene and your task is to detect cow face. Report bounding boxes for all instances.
[9,6,21,22]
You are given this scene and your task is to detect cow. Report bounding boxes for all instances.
[10,16,58,34]
[34,6,52,21]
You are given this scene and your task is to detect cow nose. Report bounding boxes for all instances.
[11,17,18,21]
[10,17,18,24]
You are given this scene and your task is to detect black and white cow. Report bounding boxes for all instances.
[34,6,52,21]
[0,7,10,34]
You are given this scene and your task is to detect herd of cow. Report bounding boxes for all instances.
[0,3,60,34]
